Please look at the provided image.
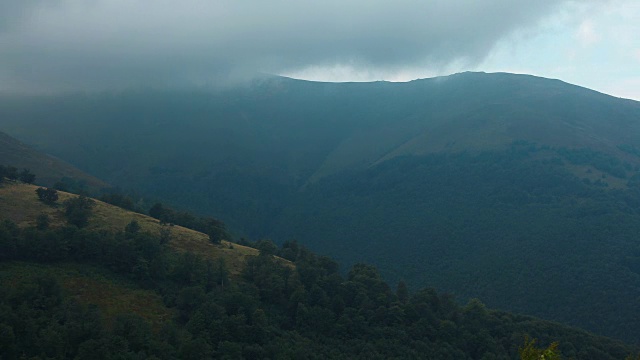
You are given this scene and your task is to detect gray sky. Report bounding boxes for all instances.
[0,0,638,99]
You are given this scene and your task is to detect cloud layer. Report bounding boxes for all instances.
[0,0,580,91]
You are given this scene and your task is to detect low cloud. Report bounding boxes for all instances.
[0,0,592,92]
[577,19,601,46]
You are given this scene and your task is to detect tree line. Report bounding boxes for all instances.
[0,164,35,184]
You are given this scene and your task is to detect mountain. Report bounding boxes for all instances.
[0,130,107,190]
[0,180,637,359]
[2,72,640,341]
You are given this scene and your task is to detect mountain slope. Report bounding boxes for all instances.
[2,72,640,341]
[0,182,265,275]
[275,145,640,341]
[1,73,639,228]
[0,131,107,190]
[0,180,638,359]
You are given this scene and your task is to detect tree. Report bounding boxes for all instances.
[203,217,228,244]
[64,195,95,228]
[125,219,141,235]
[149,203,167,221]
[52,181,69,192]
[255,239,277,256]
[36,187,59,205]
[519,337,561,360]
[19,169,35,184]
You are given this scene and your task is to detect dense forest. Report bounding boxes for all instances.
[275,142,640,342]
[0,177,638,359]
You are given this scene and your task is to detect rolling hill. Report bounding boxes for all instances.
[2,72,640,341]
[0,182,264,276]
[0,180,638,359]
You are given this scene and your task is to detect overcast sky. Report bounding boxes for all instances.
[0,0,638,100]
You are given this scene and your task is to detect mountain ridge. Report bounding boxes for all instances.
[2,72,640,341]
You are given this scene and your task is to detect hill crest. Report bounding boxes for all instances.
[0,181,283,275]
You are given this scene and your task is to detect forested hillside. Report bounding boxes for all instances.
[2,72,640,341]
[0,181,637,359]
[275,142,640,341]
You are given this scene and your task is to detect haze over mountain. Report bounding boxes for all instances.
[2,0,639,100]
[0,130,107,190]
[2,72,640,342]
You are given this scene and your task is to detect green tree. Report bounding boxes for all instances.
[149,203,168,221]
[256,239,277,256]
[125,219,141,235]
[19,169,36,184]
[203,217,228,244]
[36,187,59,205]
[64,195,95,228]
[519,337,561,360]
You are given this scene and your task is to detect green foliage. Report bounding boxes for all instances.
[18,168,35,184]
[255,239,278,256]
[149,202,168,221]
[0,217,637,359]
[35,187,58,204]
[99,190,141,212]
[202,217,228,244]
[148,202,230,243]
[558,147,628,178]
[125,219,141,234]
[64,195,95,228]
[53,176,90,194]
[396,280,409,304]
[519,337,562,360]
[276,147,640,342]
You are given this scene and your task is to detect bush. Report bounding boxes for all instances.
[36,188,59,205]
[64,195,95,228]
[19,169,35,184]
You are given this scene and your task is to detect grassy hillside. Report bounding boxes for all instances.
[0,180,294,346]
[0,131,107,190]
[0,182,271,276]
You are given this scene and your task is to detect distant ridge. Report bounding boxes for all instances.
[0,130,107,189]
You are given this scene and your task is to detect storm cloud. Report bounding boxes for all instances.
[0,0,590,92]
